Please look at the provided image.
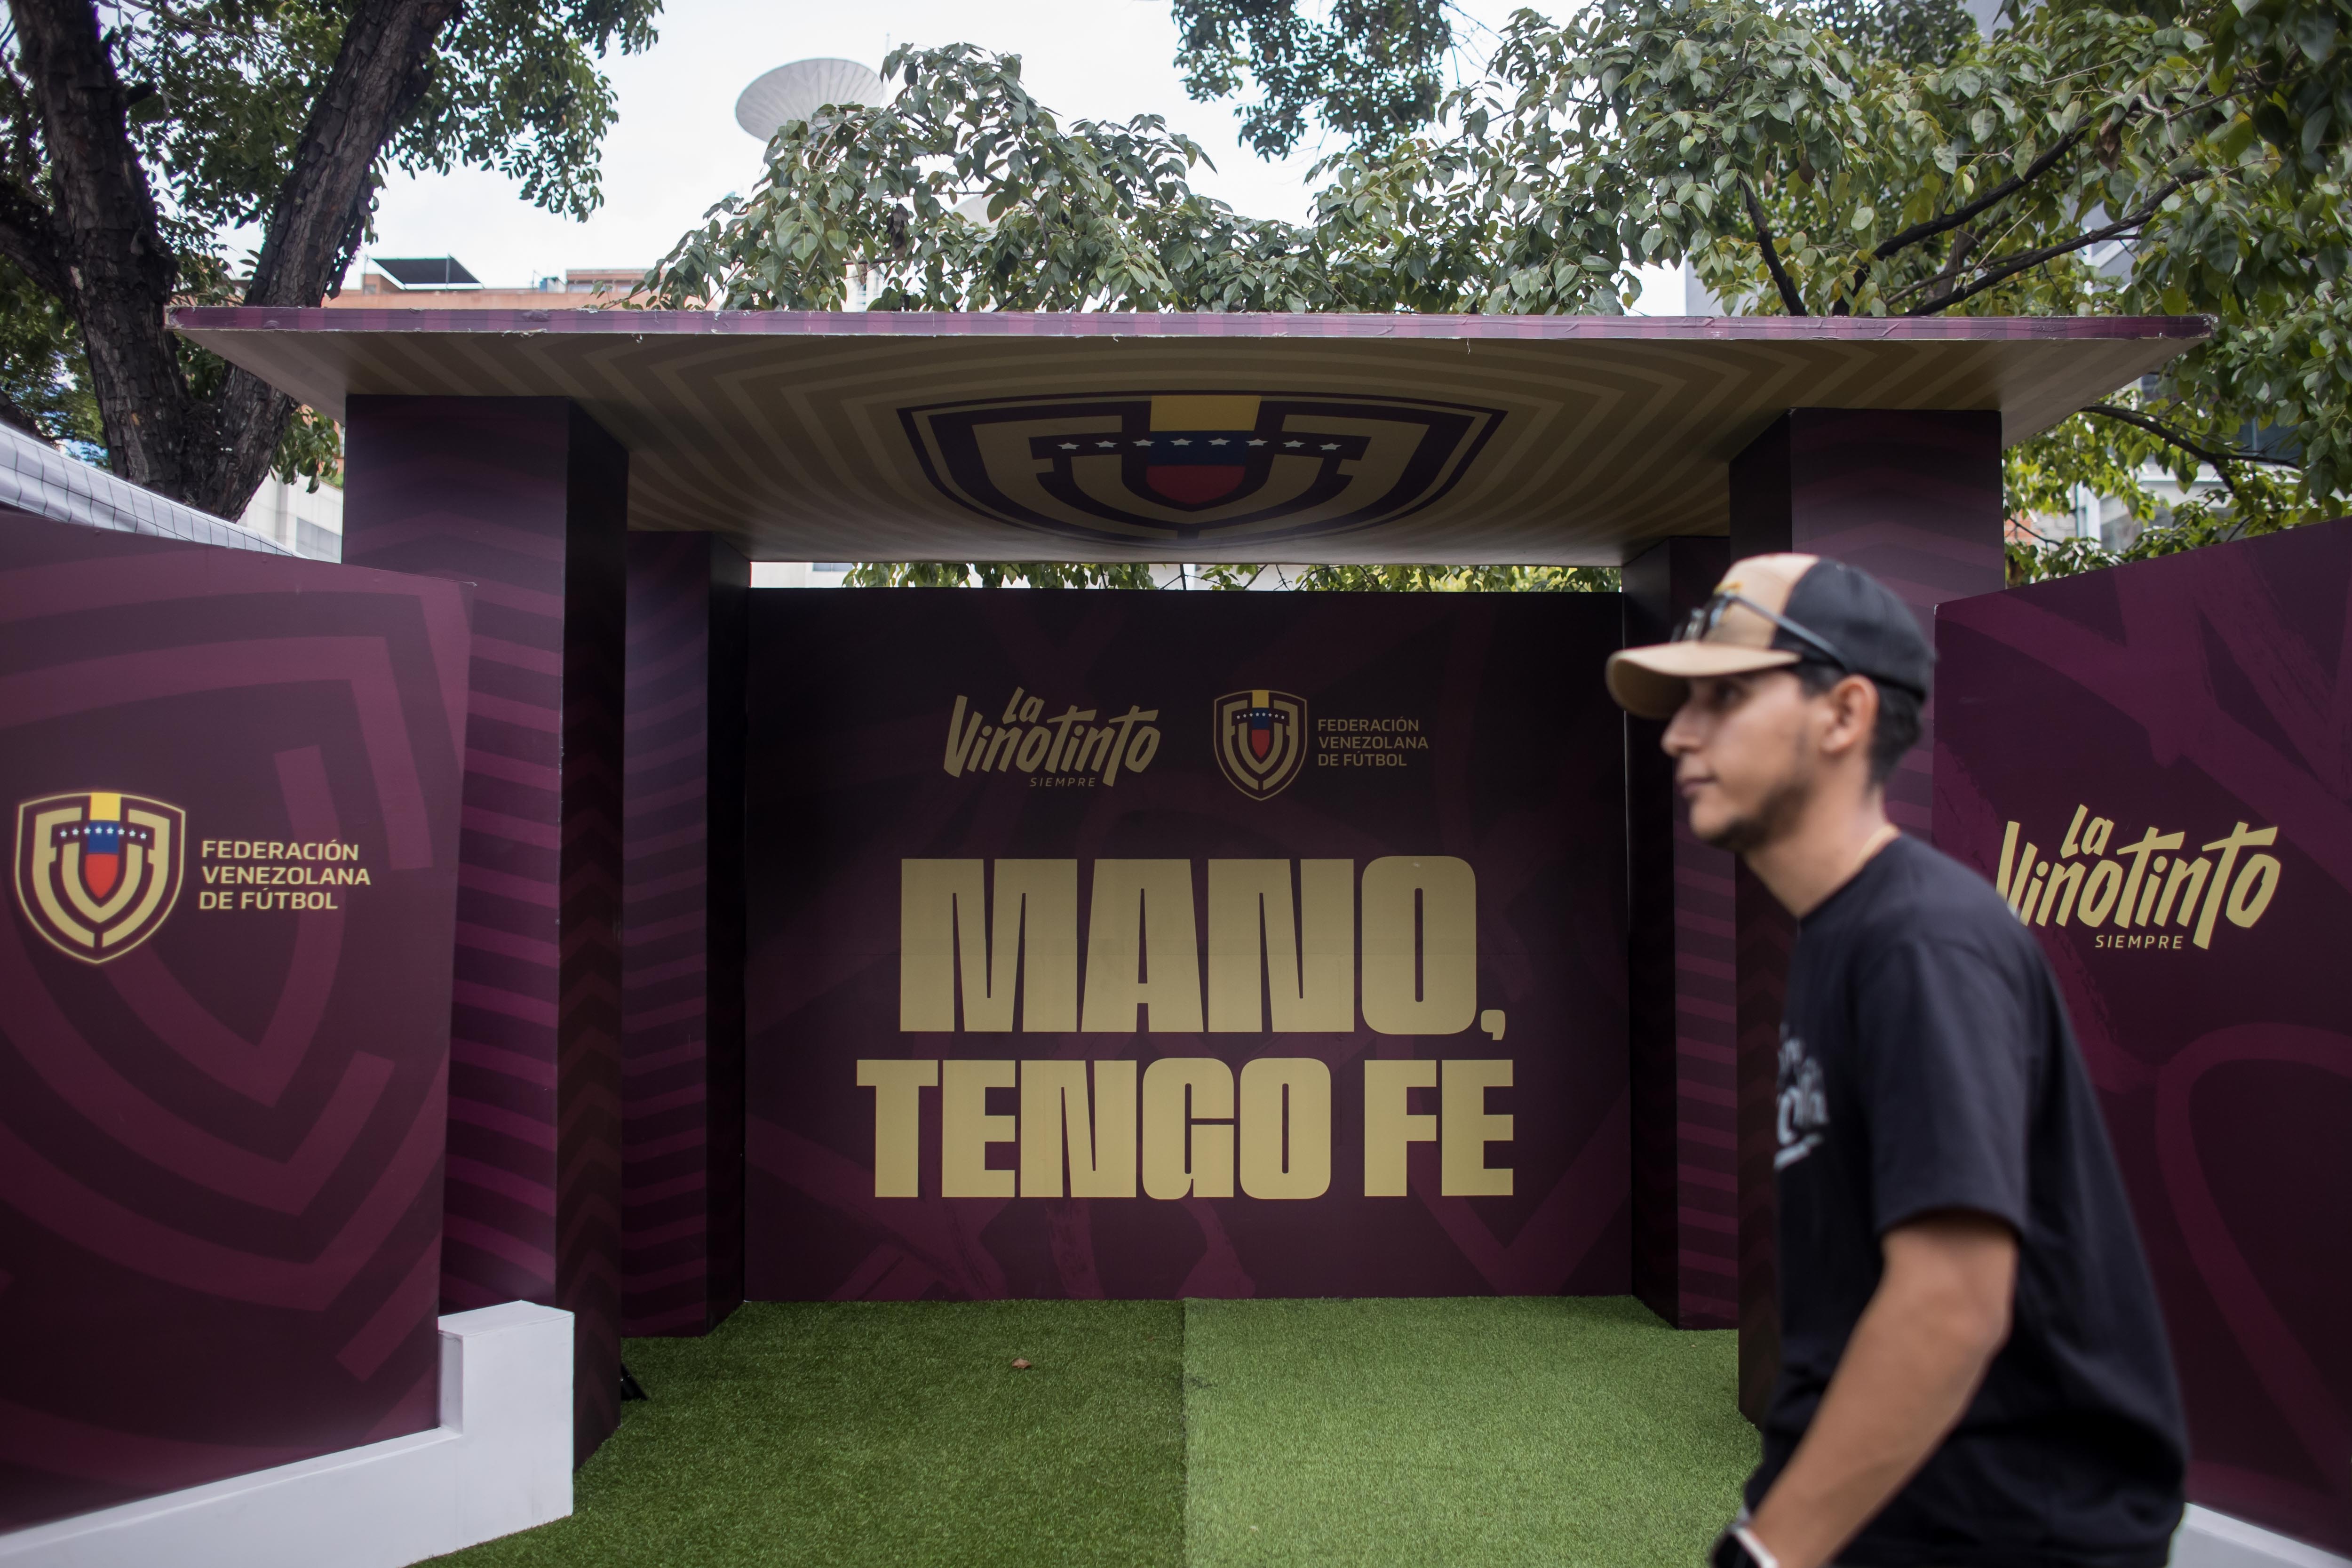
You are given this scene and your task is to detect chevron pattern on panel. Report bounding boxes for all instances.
[619,534,747,1337]
[556,408,627,1460]
[342,396,627,1465]
[1723,409,2006,1417]
[1622,535,1740,1332]
[1670,814,1740,1329]
[1734,864,1797,1422]
[0,519,468,1528]
[1780,410,2006,839]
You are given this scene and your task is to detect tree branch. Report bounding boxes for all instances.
[244,0,459,310]
[2084,402,2300,469]
[188,0,459,518]
[1863,127,2085,271]
[1905,178,2193,314]
[1741,177,1807,316]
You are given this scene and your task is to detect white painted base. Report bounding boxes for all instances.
[2176,1505,2352,1568]
[0,1302,573,1568]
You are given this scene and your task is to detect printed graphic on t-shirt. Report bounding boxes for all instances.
[1776,1026,1828,1170]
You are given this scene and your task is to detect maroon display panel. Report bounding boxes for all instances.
[1936,519,2352,1554]
[744,590,1628,1301]
[1728,408,2005,1414]
[1623,536,1740,1331]
[620,533,748,1336]
[0,515,467,1530]
[342,395,627,1462]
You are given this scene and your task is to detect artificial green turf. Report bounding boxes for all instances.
[431,1296,1752,1568]
[1182,1297,1756,1567]
[431,1299,1186,1568]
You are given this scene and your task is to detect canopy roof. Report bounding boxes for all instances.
[174,308,2205,565]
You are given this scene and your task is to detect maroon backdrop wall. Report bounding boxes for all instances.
[1937,518,2352,1554]
[0,515,468,1530]
[744,590,1629,1301]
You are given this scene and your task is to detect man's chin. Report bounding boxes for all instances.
[1691,779,1809,858]
[1690,812,1747,853]
[1699,814,1772,856]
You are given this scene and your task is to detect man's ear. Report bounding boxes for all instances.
[1818,673,1880,762]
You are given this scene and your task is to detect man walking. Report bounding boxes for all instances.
[1607,554,2186,1568]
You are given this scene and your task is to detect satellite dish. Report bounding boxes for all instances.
[735,58,886,143]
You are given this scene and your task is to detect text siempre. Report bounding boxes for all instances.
[863,857,1514,1201]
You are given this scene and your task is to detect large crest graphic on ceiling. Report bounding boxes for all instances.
[899,392,1504,547]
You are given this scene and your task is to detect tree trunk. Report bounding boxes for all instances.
[191,0,460,520]
[5,0,459,521]
[10,0,191,493]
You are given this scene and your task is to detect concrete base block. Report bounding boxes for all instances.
[0,1303,572,1568]
[2175,1505,2352,1568]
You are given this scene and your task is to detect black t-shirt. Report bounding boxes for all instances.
[1744,835,2186,1568]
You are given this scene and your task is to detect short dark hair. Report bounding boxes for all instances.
[1796,661,1923,787]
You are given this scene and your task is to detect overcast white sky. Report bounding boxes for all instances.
[346,0,1678,307]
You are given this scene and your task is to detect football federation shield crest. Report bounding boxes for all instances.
[901,392,1503,548]
[14,791,185,962]
[1214,691,1309,800]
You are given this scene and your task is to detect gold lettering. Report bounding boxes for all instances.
[2058,805,2088,858]
[2196,824,2278,947]
[2159,857,2211,926]
[2226,854,2281,927]
[1081,861,1204,1033]
[1072,726,1116,776]
[857,1059,938,1197]
[1441,1059,1513,1197]
[1102,707,1158,786]
[1362,1059,1437,1197]
[899,860,1079,1032]
[2078,860,2123,926]
[941,1059,1016,1197]
[2112,828,2183,929]
[1360,857,1477,1035]
[1018,1059,1137,1198]
[1141,1057,1234,1199]
[2006,842,2041,919]
[2133,855,2171,926]
[1041,705,1098,772]
[1206,860,1354,1033]
[2041,861,2084,925]
[942,695,985,777]
[1237,1058,1331,1200]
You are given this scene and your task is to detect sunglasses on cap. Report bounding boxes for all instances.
[1673,590,1853,674]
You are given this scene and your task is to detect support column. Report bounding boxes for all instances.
[1727,408,2005,1420]
[1623,536,1740,1330]
[342,396,628,1463]
[620,533,749,1335]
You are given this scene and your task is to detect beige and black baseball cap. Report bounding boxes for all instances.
[1605,553,1934,720]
